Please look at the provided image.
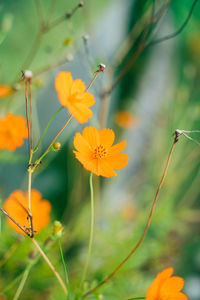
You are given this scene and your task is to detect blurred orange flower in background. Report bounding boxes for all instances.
[0,113,28,151]
[146,267,188,300]
[73,126,128,177]
[55,71,95,123]
[115,110,138,129]
[0,84,12,98]
[4,189,51,235]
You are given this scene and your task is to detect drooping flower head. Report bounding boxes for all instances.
[146,267,188,300]
[73,126,129,177]
[0,113,28,151]
[4,189,51,235]
[55,71,95,123]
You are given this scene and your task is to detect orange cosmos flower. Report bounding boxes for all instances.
[4,189,51,235]
[73,126,129,177]
[146,267,188,300]
[0,113,28,151]
[115,111,138,129]
[55,71,95,123]
[0,84,12,98]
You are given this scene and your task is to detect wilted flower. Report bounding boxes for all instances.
[4,189,51,235]
[55,71,95,123]
[73,126,128,177]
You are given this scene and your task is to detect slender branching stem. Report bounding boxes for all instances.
[0,208,30,236]
[83,136,178,297]
[32,114,72,171]
[34,106,64,152]
[80,173,94,287]
[32,238,68,296]
[145,0,199,49]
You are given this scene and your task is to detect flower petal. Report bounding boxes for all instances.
[160,276,185,297]
[67,102,93,123]
[55,72,73,105]
[71,78,86,94]
[98,159,117,177]
[99,128,115,148]
[77,92,95,106]
[73,132,92,153]
[146,268,174,300]
[82,126,100,149]
[109,140,127,155]
[105,153,129,170]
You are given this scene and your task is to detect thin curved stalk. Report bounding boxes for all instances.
[80,173,94,287]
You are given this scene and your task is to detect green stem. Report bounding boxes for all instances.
[80,173,94,287]
[13,263,32,300]
[57,238,70,293]
[33,106,64,152]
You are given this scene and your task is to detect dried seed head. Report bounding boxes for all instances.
[98,63,106,72]
[23,70,33,80]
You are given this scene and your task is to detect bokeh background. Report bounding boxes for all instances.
[0,0,200,299]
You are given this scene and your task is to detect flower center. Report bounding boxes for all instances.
[94,145,108,159]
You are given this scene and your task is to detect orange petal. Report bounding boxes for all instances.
[74,151,98,173]
[82,126,100,149]
[110,140,127,155]
[99,128,115,148]
[146,268,174,300]
[98,159,117,177]
[67,102,93,123]
[55,72,73,105]
[105,153,129,170]
[77,92,95,106]
[73,132,92,153]
[160,276,185,297]
[71,78,85,94]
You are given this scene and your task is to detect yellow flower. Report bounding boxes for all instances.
[73,126,128,177]
[55,71,95,123]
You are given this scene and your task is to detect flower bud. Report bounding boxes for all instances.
[52,142,61,151]
[53,221,63,238]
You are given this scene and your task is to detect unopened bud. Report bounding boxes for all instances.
[53,221,63,238]
[52,142,61,151]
